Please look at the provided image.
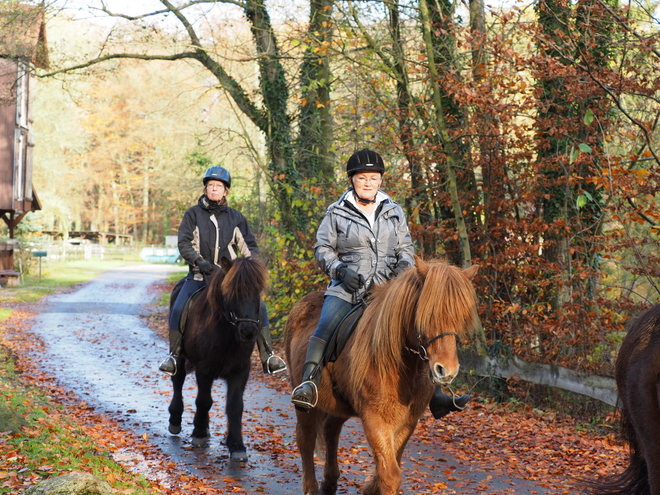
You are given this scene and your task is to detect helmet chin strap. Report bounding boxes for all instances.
[353,190,377,205]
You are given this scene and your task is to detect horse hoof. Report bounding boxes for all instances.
[191,436,208,447]
[169,424,181,435]
[230,450,248,462]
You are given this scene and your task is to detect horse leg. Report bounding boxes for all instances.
[394,420,417,465]
[191,371,213,447]
[295,408,322,495]
[633,378,660,495]
[167,359,187,434]
[225,369,250,462]
[320,414,345,495]
[361,411,402,495]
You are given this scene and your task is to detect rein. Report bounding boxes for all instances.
[407,331,459,361]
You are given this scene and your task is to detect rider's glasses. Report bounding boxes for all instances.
[353,176,381,185]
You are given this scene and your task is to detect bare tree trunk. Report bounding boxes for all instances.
[386,0,436,255]
[142,163,149,244]
[297,0,335,196]
[419,0,472,267]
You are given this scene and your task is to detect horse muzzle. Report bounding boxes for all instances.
[237,322,260,343]
[429,362,458,386]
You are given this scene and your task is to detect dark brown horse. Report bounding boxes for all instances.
[167,257,268,462]
[285,256,479,495]
[584,303,660,495]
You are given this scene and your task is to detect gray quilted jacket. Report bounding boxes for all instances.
[315,189,415,304]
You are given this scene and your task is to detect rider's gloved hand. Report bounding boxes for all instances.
[337,264,364,292]
[393,261,411,277]
[196,258,214,275]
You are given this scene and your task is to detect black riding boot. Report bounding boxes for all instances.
[158,329,182,376]
[257,325,287,374]
[429,387,471,419]
[290,337,328,410]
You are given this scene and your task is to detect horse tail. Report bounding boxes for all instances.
[581,408,650,495]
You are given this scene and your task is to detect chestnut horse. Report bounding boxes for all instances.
[584,303,660,495]
[285,257,479,495]
[167,257,267,462]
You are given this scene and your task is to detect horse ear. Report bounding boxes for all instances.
[463,264,479,280]
[220,257,233,272]
[414,255,429,278]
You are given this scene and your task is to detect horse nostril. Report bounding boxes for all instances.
[239,324,259,342]
[434,364,446,378]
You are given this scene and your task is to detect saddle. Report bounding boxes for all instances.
[322,302,365,366]
[168,279,206,332]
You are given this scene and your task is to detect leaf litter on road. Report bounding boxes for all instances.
[1,292,630,494]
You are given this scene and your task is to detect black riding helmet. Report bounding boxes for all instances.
[203,165,231,188]
[346,149,385,177]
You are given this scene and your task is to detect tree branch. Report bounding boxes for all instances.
[39,51,199,77]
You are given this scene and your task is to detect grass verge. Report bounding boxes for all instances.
[0,261,186,494]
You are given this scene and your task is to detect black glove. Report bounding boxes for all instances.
[196,258,214,275]
[393,261,411,277]
[337,265,364,293]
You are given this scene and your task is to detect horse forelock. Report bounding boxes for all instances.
[203,258,267,326]
[220,257,268,300]
[414,263,478,341]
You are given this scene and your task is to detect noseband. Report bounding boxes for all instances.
[407,331,459,361]
[226,310,261,328]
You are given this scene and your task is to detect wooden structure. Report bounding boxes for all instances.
[0,4,48,285]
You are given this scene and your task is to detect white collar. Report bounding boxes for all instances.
[346,189,388,208]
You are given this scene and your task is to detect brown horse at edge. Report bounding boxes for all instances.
[584,303,660,495]
[285,256,479,495]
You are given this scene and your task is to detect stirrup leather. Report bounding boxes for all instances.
[291,380,318,409]
[265,355,287,374]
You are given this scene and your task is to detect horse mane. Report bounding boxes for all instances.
[204,257,268,325]
[349,260,478,392]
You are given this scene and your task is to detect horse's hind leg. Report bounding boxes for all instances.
[167,361,187,434]
[321,414,345,495]
[295,409,322,495]
[635,378,660,494]
[225,369,250,462]
[191,371,213,447]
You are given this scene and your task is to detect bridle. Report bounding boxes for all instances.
[226,310,261,328]
[407,331,459,361]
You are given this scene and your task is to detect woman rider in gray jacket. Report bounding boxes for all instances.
[159,165,286,376]
[290,149,469,418]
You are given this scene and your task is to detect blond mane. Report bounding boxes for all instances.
[348,260,478,393]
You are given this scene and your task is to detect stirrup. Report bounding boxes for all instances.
[264,355,287,374]
[291,380,318,410]
[158,355,177,376]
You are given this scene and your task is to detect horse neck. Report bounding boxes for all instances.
[348,277,419,387]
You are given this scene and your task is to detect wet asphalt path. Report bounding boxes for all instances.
[23,264,551,494]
